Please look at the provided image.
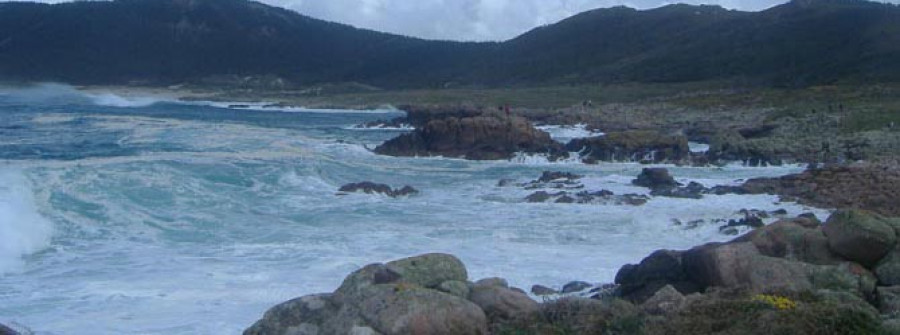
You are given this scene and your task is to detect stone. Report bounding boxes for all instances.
[374,116,564,160]
[567,131,690,164]
[561,281,593,294]
[0,324,18,335]
[385,253,468,289]
[338,182,419,198]
[640,285,686,315]
[536,171,581,183]
[823,210,896,267]
[437,280,470,299]
[474,277,508,288]
[876,248,900,286]
[615,250,699,303]
[468,285,539,322]
[735,219,839,265]
[632,168,680,190]
[682,242,875,298]
[531,285,559,296]
[356,284,488,335]
[244,294,350,335]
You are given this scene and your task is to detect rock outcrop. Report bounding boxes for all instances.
[245,254,537,335]
[566,130,689,164]
[0,324,18,335]
[740,163,900,217]
[374,116,564,160]
[615,213,896,304]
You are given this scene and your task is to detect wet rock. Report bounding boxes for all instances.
[338,182,419,198]
[718,213,765,233]
[374,116,564,160]
[496,179,517,187]
[615,250,698,303]
[823,210,896,267]
[651,181,707,199]
[525,190,648,206]
[632,168,680,190]
[468,285,539,322]
[525,191,556,203]
[0,324,18,335]
[536,171,582,183]
[555,195,576,204]
[531,285,559,296]
[561,281,593,294]
[566,130,690,164]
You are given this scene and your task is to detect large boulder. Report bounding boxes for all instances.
[247,254,489,335]
[682,242,875,298]
[632,168,680,190]
[615,250,700,303]
[823,210,896,267]
[385,253,468,289]
[356,284,488,335]
[374,116,564,160]
[566,130,689,164]
[468,283,539,322]
[734,218,839,265]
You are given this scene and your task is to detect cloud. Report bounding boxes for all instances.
[11,0,900,41]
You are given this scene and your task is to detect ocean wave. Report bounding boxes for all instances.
[0,169,53,274]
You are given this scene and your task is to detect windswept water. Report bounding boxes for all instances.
[0,85,829,334]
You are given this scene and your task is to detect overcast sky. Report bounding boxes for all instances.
[16,0,900,41]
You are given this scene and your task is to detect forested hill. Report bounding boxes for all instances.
[0,0,898,88]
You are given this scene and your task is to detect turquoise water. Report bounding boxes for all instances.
[0,84,829,334]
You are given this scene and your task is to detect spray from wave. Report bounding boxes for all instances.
[0,169,53,274]
[0,83,171,108]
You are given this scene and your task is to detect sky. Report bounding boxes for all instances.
[14,0,900,41]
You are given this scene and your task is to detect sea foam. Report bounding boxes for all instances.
[0,169,52,274]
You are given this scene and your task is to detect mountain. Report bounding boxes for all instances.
[0,0,898,88]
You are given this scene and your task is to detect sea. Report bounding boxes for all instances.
[0,84,830,334]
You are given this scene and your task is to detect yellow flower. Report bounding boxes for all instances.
[753,294,798,310]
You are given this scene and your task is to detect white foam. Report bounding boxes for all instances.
[85,92,171,108]
[537,124,605,143]
[689,142,710,153]
[0,169,53,274]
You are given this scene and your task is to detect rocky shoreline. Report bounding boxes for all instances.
[246,210,900,334]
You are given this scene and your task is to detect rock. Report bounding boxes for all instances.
[632,168,680,190]
[877,248,900,286]
[734,219,839,265]
[338,182,419,198]
[531,285,559,296]
[707,129,783,166]
[536,171,581,183]
[566,131,690,164]
[555,195,576,204]
[651,181,706,199]
[823,210,896,267]
[682,242,875,298]
[356,284,488,335]
[468,285,539,322]
[640,285,686,315]
[374,116,564,160]
[244,294,352,335]
[739,164,900,217]
[718,213,765,233]
[437,280,471,299]
[496,179,517,187]
[474,277,508,288]
[247,254,488,335]
[615,250,699,303]
[385,253,468,289]
[0,324,18,335]
[561,281,593,294]
[525,191,555,203]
